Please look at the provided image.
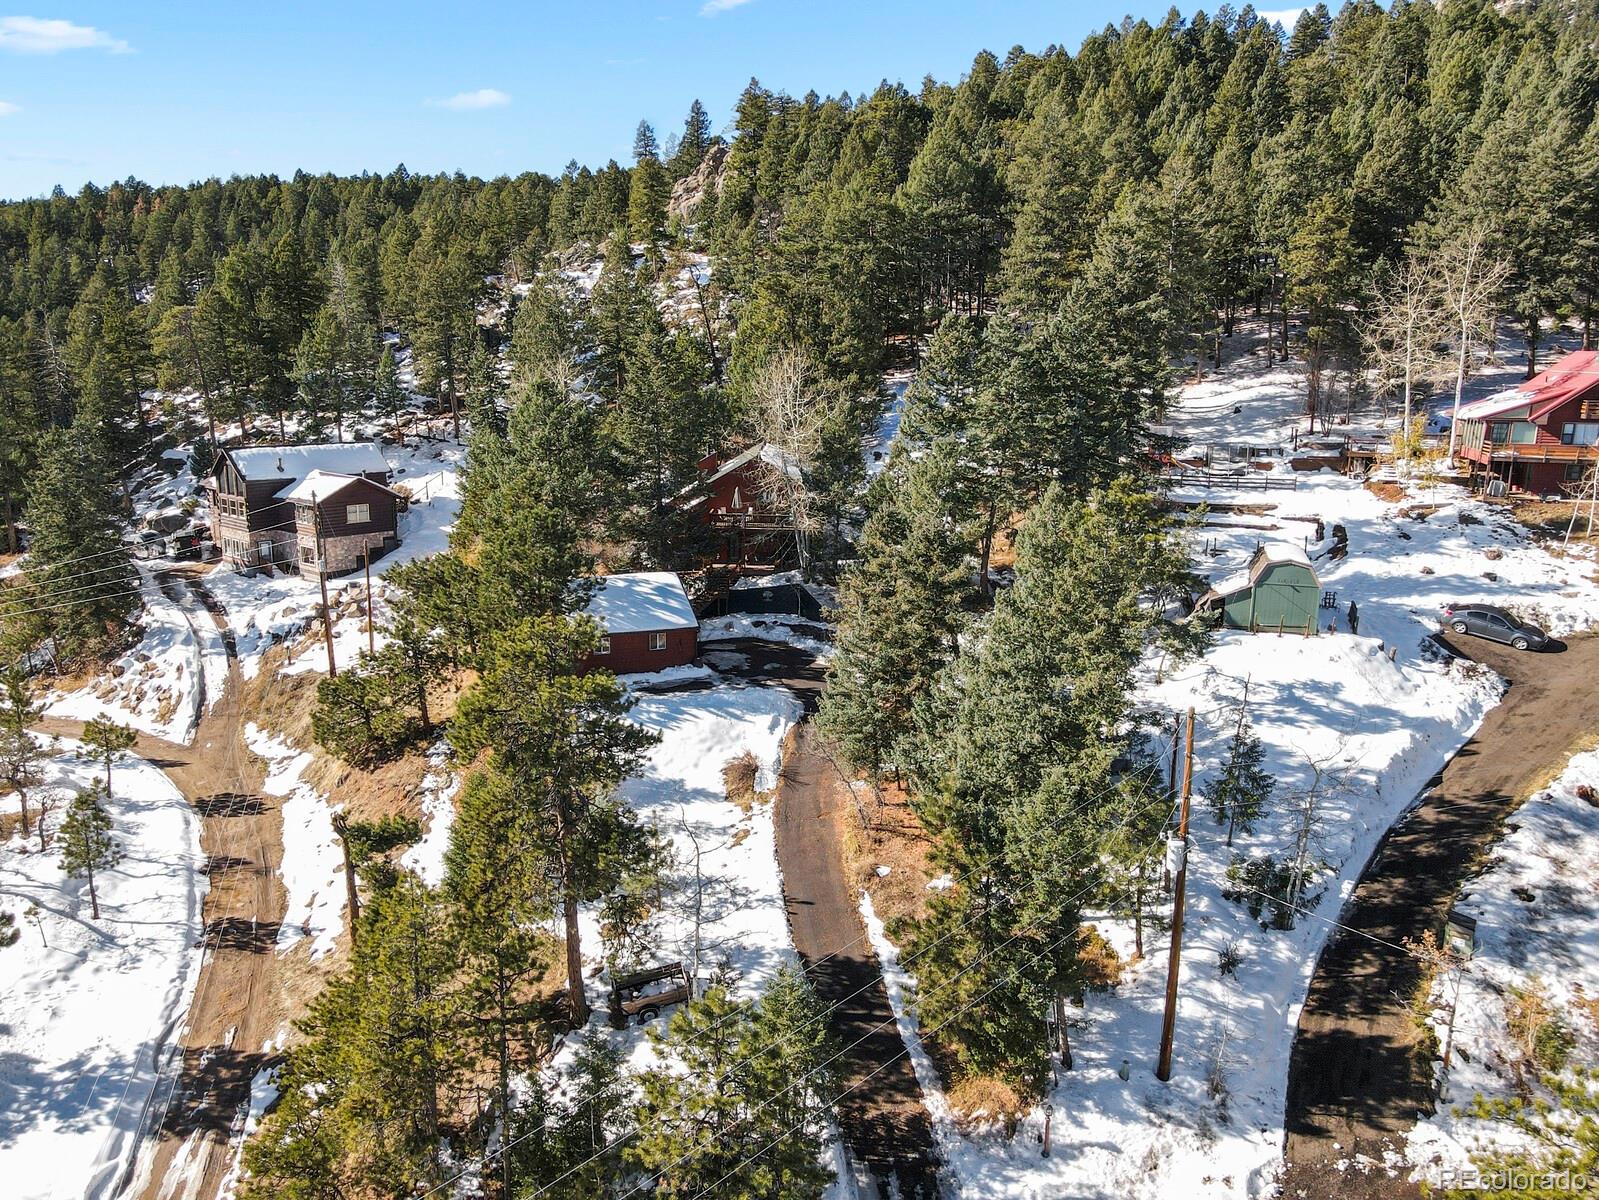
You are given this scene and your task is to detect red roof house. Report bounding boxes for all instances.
[1454,351,1599,494]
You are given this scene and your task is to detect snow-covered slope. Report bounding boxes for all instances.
[0,740,206,1200]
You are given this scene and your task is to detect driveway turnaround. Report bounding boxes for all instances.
[1281,632,1599,1199]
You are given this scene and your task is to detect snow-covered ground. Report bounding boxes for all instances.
[1405,746,1599,1188]
[44,566,227,744]
[400,740,461,888]
[245,724,344,959]
[543,680,803,1076]
[860,337,1599,1199]
[700,613,835,660]
[0,739,206,1200]
[585,680,803,1020]
[864,368,912,478]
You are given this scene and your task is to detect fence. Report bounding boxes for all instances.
[1162,470,1299,492]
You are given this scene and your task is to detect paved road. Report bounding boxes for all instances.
[712,639,942,1198]
[1281,632,1599,1199]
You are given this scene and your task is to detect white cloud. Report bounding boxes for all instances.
[0,100,18,116]
[427,87,511,111]
[0,16,131,54]
[1257,7,1307,29]
[701,0,754,14]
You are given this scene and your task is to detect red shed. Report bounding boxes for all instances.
[580,571,699,674]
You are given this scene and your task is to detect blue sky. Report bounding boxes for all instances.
[0,3,1299,199]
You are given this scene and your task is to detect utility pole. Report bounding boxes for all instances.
[364,552,376,655]
[312,495,337,678]
[332,812,360,941]
[1157,707,1195,1083]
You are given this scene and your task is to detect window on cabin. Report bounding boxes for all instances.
[346,503,370,525]
[1561,422,1599,446]
[649,632,667,651]
[597,636,611,655]
[301,544,316,564]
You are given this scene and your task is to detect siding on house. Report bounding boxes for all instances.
[586,627,698,674]
[206,443,400,573]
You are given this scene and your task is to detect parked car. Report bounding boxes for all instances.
[1442,603,1549,651]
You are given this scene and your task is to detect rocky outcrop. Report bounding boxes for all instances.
[668,142,728,224]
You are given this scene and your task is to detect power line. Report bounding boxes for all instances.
[510,760,1177,1200]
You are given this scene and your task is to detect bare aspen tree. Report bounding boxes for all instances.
[1437,223,1512,460]
[749,349,837,577]
[1363,256,1449,470]
[1287,741,1352,914]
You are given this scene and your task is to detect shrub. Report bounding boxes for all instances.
[947,1076,1027,1137]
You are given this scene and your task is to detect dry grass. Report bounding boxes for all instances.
[1508,495,1599,547]
[0,809,23,842]
[833,773,938,934]
[984,512,1028,571]
[1366,480,1406,503]
[723,751,761,814]
[947,1076,1028,1136]
[1077,926,1125,990]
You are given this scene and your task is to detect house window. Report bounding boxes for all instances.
[1488,422,1510,444]
[649,632,667,651]
[300,544,316,564]
[257,540,274,561]
[1565,462,1587,482]
[596,636,611,655]
[346,503,371,525]
[1561,422,1599,446]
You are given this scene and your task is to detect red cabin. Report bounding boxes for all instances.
[681,444,798,571]
[579,572,699,674]
[1454,351,1599,495]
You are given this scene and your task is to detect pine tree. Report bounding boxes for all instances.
[19,428,134,665]
[628,968,836,1199]
[243,877,465,1197]
[0,663,42,839]
[59,782,120,920]
[1202,709,1276,846]
[817,446,970,778]
[80,716,136,798]
[633,120,661,164]
[670,99,714,180]
[449,615,659,1026]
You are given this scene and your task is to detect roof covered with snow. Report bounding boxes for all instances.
[1456,392,1533,423]
[224,443,391,493]
[280,470,395,504]
[584,571,698,635]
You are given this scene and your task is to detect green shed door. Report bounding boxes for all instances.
[1252,563,1319,633]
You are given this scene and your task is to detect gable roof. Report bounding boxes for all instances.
[1205,542,1316,600]
[279,469,399,505]
[1458,351,1599,424]
[583,571,698,635]
[223,443,391,495]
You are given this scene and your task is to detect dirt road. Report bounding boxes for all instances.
[39,572,288,1200]
[1281,632,1599,1199]
[713,638,942,1198]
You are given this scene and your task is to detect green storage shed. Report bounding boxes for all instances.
[1199,544,1320,635]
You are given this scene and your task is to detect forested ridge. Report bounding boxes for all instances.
[4,2,1599,1196]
